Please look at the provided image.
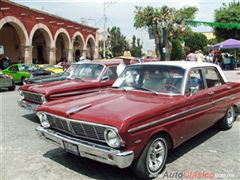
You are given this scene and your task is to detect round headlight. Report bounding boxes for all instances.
[104,129,122,148]
[41,95,47,104]
[18,90,24,99]
[37,112,50,128]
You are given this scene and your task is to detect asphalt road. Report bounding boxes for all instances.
[1,70,240,180]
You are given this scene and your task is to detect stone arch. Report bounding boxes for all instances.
[29,23,54,47]
[29,23,54,64]
[0,16,28,45]
[85,34,96,60]
[0,16,29,63]
[72,31,85,61]
[54,28,71,62]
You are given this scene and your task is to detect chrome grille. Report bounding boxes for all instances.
[22,91,42,104]
[47,115,106,142]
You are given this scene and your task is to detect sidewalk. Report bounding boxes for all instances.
[223,68,240,82]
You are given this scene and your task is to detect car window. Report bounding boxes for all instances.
[71,64,104,81]
[108,66,118,80]
[9,65,19,72]
[113,65,185,95]
[204,68,223,88]
[185,69,205,94]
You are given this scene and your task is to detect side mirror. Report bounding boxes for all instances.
[189,86,198,96]
[101,76,109,81]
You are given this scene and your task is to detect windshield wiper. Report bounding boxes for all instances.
[133,86,159,94]
[72,77,85,81]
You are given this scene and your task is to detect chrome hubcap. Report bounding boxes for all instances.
[227,107,234,125]
[147,139,166,172]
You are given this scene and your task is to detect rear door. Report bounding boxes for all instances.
[184,68,215,139]
[203,67,231,123]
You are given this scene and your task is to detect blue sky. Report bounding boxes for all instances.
[13,0,232,52]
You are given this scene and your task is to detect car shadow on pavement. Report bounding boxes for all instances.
[43,148,138,179]
[42,125,221,179]
[22,114,40,124]
[167,125,219,164]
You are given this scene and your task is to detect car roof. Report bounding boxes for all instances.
[132,61,227,82]
[138,61,220,69]
[72,60,120,66]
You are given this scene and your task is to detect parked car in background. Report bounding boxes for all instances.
[2,64,51,84]
[25,63,81,84]
[37,64,64,74]
[35,61,240,179]
[18,61,119,112]
[0,71,15,90]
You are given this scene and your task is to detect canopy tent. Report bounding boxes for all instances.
[209,38,240,50]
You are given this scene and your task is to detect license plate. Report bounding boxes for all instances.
[63,141,79,156]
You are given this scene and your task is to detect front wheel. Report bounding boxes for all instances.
[218,106,236,130]
[132,135,168,179]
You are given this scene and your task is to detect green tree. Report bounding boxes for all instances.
[134,6,198,61]
[184,30,208,52]
[171,40,185,60]
[214,1,240,40]
[108,27,129,57]
[130,35,143,57]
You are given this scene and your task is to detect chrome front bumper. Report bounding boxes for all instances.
[36,126,134,168]
[17,99,40,112]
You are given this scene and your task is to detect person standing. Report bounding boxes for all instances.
[117,51,134,76]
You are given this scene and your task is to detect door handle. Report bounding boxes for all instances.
[208,91,215,96]
[226,86,232,90]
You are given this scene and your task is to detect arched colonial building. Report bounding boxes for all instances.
[0,0,98,64]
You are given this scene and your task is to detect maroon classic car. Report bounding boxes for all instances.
[35,62,240,179]
[18,61,119,112]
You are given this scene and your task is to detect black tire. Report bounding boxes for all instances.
[132,135,168,179]
[218,106,236,130]
[21,77,26,85]
[8,81,15,91]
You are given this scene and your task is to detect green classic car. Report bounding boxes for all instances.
[2,64,51,84]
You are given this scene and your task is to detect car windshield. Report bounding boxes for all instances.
[19,64,42,72]
[62,64,79,77]
[112,65,185,95]
[70,64,104,81]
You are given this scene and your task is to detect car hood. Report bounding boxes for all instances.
[21,79,98,95]
[37,90,184,130]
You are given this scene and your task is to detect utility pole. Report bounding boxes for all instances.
[103,2,107,59]
[103,1,115,59]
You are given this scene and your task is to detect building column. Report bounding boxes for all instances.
[47,47,57,65]
[21,45,33,64]
[82,49,87,59]
[66,48,73,62]
[94,47,98,60]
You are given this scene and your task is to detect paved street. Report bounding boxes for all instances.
[1,70,240,180]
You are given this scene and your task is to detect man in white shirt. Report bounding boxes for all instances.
[117,51,134,76]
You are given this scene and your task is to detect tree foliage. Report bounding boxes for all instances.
[214,1,240,40]
[107,27,129,57]
[184,30,208,52]
[134,6,198,60]
[170,40,185,60]
[130,35,142,57]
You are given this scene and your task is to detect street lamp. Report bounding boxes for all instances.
[160,20,167,61]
